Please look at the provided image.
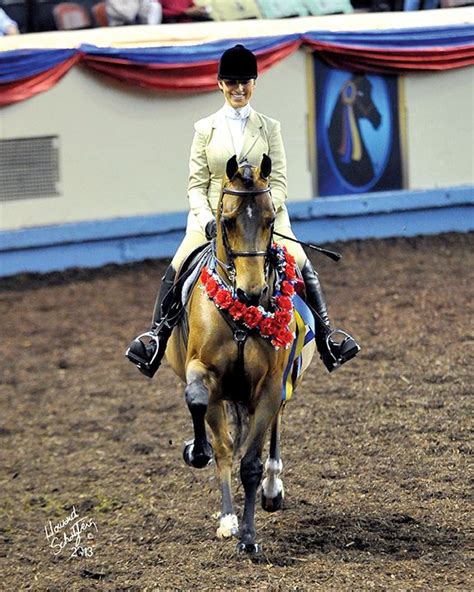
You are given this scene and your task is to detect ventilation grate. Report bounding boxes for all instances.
[0,136,61,202]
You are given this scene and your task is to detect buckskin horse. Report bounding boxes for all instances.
[165,154,314,554]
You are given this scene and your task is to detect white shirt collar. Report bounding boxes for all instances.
[221,102,251,121]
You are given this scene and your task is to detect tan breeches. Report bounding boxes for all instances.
[171,225,307,271]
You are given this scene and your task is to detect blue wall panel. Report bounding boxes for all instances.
[1,186,472,278]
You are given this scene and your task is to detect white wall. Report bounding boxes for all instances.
[0,50,310,231]
[0,50,472,232]
[404,67,474,189]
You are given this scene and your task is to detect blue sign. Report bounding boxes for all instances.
[314,57,404,196]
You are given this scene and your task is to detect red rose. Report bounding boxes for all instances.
[294,278,305,297]
[272,329,293,349]
[214,288,233,309]
[200,267,211,285]
[228,300,246,320]
[206,277,219,298]
[274,310,292,326]
[243,306,263,329]
[259,316,277,336]
[275,295,293,311]
[285,263,297,280]
[285,252,296,267]
[281,280,295,297]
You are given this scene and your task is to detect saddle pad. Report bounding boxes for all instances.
[180,247,212,309]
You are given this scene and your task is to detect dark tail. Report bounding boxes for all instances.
[227,402,249,457]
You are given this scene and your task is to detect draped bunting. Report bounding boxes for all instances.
[0,24,472,106]
[302,26,474,72]
[81,35,301,91]
[0,52,80,106]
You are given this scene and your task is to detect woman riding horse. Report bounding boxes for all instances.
[126,44,360,377]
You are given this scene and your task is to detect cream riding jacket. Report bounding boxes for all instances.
[186,106,291,234]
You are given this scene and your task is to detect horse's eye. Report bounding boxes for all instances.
[264,217,275,229]
[222,217,236,229]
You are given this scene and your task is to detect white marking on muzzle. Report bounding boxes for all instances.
[246,204,253,219]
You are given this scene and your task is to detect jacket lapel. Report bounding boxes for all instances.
[240,110,262,161]
[212,112,235,158]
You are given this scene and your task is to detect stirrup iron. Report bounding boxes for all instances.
[324,329,360,372]
[125,330,161,378]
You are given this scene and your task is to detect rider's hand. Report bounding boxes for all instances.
[205,219,217,240]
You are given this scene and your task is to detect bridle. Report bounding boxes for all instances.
[215,184,274,285]
[214,182,275,363]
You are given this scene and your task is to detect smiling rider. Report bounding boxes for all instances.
[126,44,360,378]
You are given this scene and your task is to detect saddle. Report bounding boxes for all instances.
[160,242,213,336]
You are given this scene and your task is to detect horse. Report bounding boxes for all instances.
[328,75,382,187]
[166,154,310,554]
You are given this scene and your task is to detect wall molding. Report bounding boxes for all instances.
[1,186,472,277]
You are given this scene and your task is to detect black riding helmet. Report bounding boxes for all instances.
[218,44,258,80]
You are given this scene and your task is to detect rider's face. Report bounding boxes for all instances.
[218,78,256,109]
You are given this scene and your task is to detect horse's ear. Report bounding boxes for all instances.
[226,155,239,180]
[260,154,272,180]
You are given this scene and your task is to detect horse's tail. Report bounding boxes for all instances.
[227,402,249,457]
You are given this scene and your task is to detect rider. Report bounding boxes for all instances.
[126,44,360,378]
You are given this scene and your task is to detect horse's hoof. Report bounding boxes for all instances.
[261,489,284,513]
[182,439,213,469]
[236,542,261,555]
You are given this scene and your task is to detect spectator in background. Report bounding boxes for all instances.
[404,0,439,8]
[106,0,162,26]
[161,0,212,23]
[0,8,19,34]
[371,0,399,9]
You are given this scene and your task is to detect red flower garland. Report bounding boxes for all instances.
[200,244,297,349]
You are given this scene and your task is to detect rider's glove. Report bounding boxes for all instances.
[205,219,217,240]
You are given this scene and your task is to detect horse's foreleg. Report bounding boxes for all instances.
[261,409,284,512]
[207,401,239,539]
[238,395,279,554]
[183,360,213,469]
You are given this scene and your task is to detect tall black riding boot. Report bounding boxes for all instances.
[301,260,360,372]
[125,265,176,378]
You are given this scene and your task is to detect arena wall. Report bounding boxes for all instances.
[0,10,473,276]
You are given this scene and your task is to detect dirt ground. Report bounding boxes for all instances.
[0,233,472,592]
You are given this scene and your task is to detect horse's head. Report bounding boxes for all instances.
[332,75,382,170]
[348,75,381,129]
[217,154,275,306]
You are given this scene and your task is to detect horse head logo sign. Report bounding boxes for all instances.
[315,62,400,196]
[329,76,381,187]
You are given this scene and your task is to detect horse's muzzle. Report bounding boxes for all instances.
[236,286,268,307]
